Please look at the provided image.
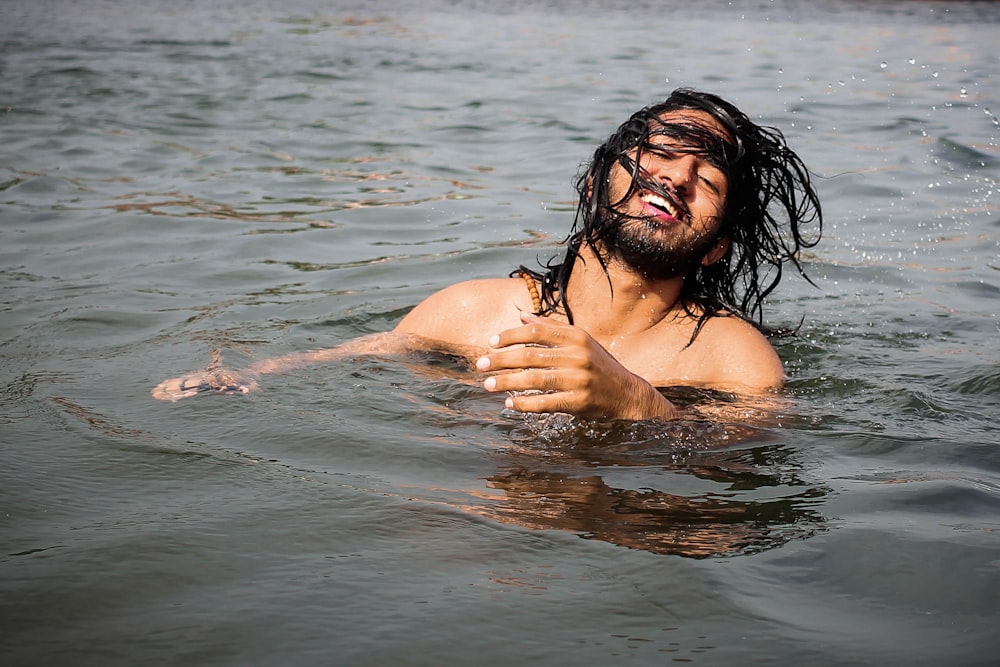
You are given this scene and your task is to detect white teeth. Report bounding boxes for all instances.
[641,192,678,217]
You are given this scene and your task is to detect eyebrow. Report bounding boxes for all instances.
[640,136,730,173]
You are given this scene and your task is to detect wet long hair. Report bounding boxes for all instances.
[517,88,822,340]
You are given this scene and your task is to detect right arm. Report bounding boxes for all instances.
[151,331,423,402]
[151,278,528,402]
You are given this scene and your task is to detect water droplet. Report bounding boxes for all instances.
[960,88,968,98]
[908,58,916,65]
[880,62,888,69]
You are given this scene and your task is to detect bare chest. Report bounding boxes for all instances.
[594,322,712,387]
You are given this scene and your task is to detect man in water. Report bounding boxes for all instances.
[154,88,822,421]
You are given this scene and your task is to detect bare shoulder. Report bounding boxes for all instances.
[692,315,786,391]
[394,277,532,350]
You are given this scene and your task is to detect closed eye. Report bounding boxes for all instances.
[646,146,677,161]
[643,144,727,197]
[699,173,721,195]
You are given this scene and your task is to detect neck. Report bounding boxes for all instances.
[563,243,688,339]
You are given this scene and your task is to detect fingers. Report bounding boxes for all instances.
[476,314,602,414]
[151,377,201,402]
[480,360,597,416]
[477,344,576,374]
[477,314,590,373]
[504,389,579,415]
[489,311,580,350]
[151,372,257,402]
[477,315,655,418]
[482,367,584,394]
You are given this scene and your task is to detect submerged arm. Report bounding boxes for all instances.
[151,278,515,403]
[245,331,422,375]
[151,331,432,402]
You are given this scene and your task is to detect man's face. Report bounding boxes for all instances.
[604,109,730,279]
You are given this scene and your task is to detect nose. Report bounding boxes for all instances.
[657,153,698,193]
[643,153,698,195]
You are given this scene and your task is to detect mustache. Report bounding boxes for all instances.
[611,155,693,224]
[633,172,692,224]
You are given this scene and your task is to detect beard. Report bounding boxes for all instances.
[605,214,720,280]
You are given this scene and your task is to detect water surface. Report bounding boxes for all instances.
[2,1,998,664]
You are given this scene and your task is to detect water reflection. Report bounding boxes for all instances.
[350,355,830,559]
[476,416,828,559]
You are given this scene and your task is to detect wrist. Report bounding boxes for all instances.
[623,374,679,421]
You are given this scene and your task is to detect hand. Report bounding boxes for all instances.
[476,312,678,420]
[151,368,258,402]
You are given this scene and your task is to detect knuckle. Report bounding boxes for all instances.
[542,371,561,388]
[534,393,561,413]
[527,347,554,364]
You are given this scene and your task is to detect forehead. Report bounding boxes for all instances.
[648,109,731,142]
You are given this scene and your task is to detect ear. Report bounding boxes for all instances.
[701,236,730,267]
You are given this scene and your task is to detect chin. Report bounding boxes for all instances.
[609,223,705,280]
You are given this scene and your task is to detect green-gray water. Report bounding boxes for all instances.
[2,1,998,664]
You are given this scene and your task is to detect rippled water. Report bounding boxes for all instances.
[2,0,998,664]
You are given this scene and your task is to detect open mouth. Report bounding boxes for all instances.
[640,190,689,224]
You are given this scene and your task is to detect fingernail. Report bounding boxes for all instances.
[488,335,500,347]
[505,396,513,409]
[484,377,497,391]
[476,356,490,370]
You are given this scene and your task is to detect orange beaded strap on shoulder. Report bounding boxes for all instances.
[517,271,542,313]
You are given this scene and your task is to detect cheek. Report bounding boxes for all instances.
[607,167,635,203]
[704,185,728,220]
[693,192,725,222]
[712,196,728,220]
